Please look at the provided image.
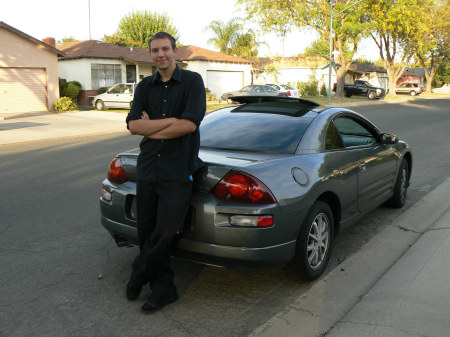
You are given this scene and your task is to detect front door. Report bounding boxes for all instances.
[333,116,397,213]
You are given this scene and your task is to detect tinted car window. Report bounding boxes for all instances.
[325,121,345,151]
[200,109,314,153]
[333,117,378,147]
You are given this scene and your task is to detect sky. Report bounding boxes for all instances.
[2,0,377,59]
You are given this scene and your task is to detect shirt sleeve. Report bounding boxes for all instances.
[125,81,146,130]
[180,72,206,126]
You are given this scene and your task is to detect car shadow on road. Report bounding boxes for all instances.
[0,122,49,131]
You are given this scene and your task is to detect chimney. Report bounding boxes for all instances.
[43,37,56,47]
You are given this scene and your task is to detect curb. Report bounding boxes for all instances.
[248,177,450,337]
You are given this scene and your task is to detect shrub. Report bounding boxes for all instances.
[60,81,81,100]
[205,88,217,101]
[53,97,78,111]
[320,83,327,96]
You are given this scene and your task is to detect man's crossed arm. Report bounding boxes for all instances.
[128,111,197,139]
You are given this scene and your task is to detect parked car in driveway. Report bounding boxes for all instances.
[395,82,422,96]
[92,83,136,110]
[221,85,288,102]
[267,83,300,97]
[334,80,386,99]
[100,96,412,280]
[432,83,450,94]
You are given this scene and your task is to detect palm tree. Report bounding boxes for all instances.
[204,18,242,54]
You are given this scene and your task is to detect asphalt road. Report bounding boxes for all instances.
[1,98,449,337]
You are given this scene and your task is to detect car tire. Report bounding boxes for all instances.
[96,100,105,111]
[410,91,416,96]
[345,92,352,98]
[368,91,376,100]
[294,201,334,281]
[385,159,409,208]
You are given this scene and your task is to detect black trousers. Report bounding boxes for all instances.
[132,179,192,293]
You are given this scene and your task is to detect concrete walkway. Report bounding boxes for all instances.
[249,178,450,337]
[0,110,127,145]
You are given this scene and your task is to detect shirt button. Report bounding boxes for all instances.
[163,99,166,102]
[158,154,161,157]
[162,114,165,116]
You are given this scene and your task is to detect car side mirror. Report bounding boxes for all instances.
[380,133,398,144]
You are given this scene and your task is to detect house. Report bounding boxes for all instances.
[0,21,63,113]
[57,41,253,104]
[253,56,333,91]
[346,63,389,89]
[397,69,424,87]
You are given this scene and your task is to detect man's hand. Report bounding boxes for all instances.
[141,111,150,120]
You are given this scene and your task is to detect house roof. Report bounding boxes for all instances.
[348,63,387,74]
[255,56,330,69]
[0,21,64,56]
[176,45,253,64]
[58,40,253,65]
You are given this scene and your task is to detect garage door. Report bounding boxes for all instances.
[0,68,48,113]
[207,71,243,98]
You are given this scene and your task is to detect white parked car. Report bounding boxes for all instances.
[267,83,300,98]
[92,83,136,110]
[432,84,450,94]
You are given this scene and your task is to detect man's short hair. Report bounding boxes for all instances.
[148,32,176,50]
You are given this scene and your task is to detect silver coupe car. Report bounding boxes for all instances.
[100,96,412,280]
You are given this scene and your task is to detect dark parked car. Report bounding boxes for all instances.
[334,80,386,99]
[100,96,412,280]
[221,85,288,102]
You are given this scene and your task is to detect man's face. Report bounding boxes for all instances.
[149,38,177,72]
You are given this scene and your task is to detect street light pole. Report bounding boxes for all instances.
[328,0,366,105]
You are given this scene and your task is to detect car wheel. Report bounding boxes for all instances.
[294,201,334,280]
[410,91,416,96]
[385,159,409,208]
[368,91,376,100]
[96,100,105,111]
[345,92,352,98]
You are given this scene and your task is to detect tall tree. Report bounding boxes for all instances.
[365,0,429,96]
[204,18,241,55]
[414,0,449,92]
[304,38,331,57]
[237,0,369,98]
[103,10,180,48]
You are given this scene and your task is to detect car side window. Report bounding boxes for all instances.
[325,121,345,151]
[333,117,378,147]
[266,86,277,93]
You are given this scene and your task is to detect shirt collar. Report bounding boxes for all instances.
[152,65,182,84]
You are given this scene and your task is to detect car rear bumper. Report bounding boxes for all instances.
[100,215,296,269]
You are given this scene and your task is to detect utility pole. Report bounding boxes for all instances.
[88,0,92,40]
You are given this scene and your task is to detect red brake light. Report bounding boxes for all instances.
[287,90,291,96]
[214,171,277,204]
[107,157,128,184]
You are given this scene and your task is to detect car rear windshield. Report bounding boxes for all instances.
[200,107,316,153]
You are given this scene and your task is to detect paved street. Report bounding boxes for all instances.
[0,97,449,337]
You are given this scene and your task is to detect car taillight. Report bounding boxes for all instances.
[287,90,291,96]
[107,157,128,184]
[214,171,277,204]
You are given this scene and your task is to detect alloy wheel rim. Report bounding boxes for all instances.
[307,213,330,269]
[400,167,407,202]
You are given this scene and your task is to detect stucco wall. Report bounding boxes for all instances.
[0,28,59,110]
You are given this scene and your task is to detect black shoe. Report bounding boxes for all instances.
[126,277,142,301]
[141,287,179,314]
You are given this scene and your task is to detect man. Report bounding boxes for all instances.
[125,31,206,314]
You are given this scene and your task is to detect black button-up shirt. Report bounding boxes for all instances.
[126,66,206,182]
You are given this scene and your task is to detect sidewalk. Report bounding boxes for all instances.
[249,177,450,337]
[0,110,127,145]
